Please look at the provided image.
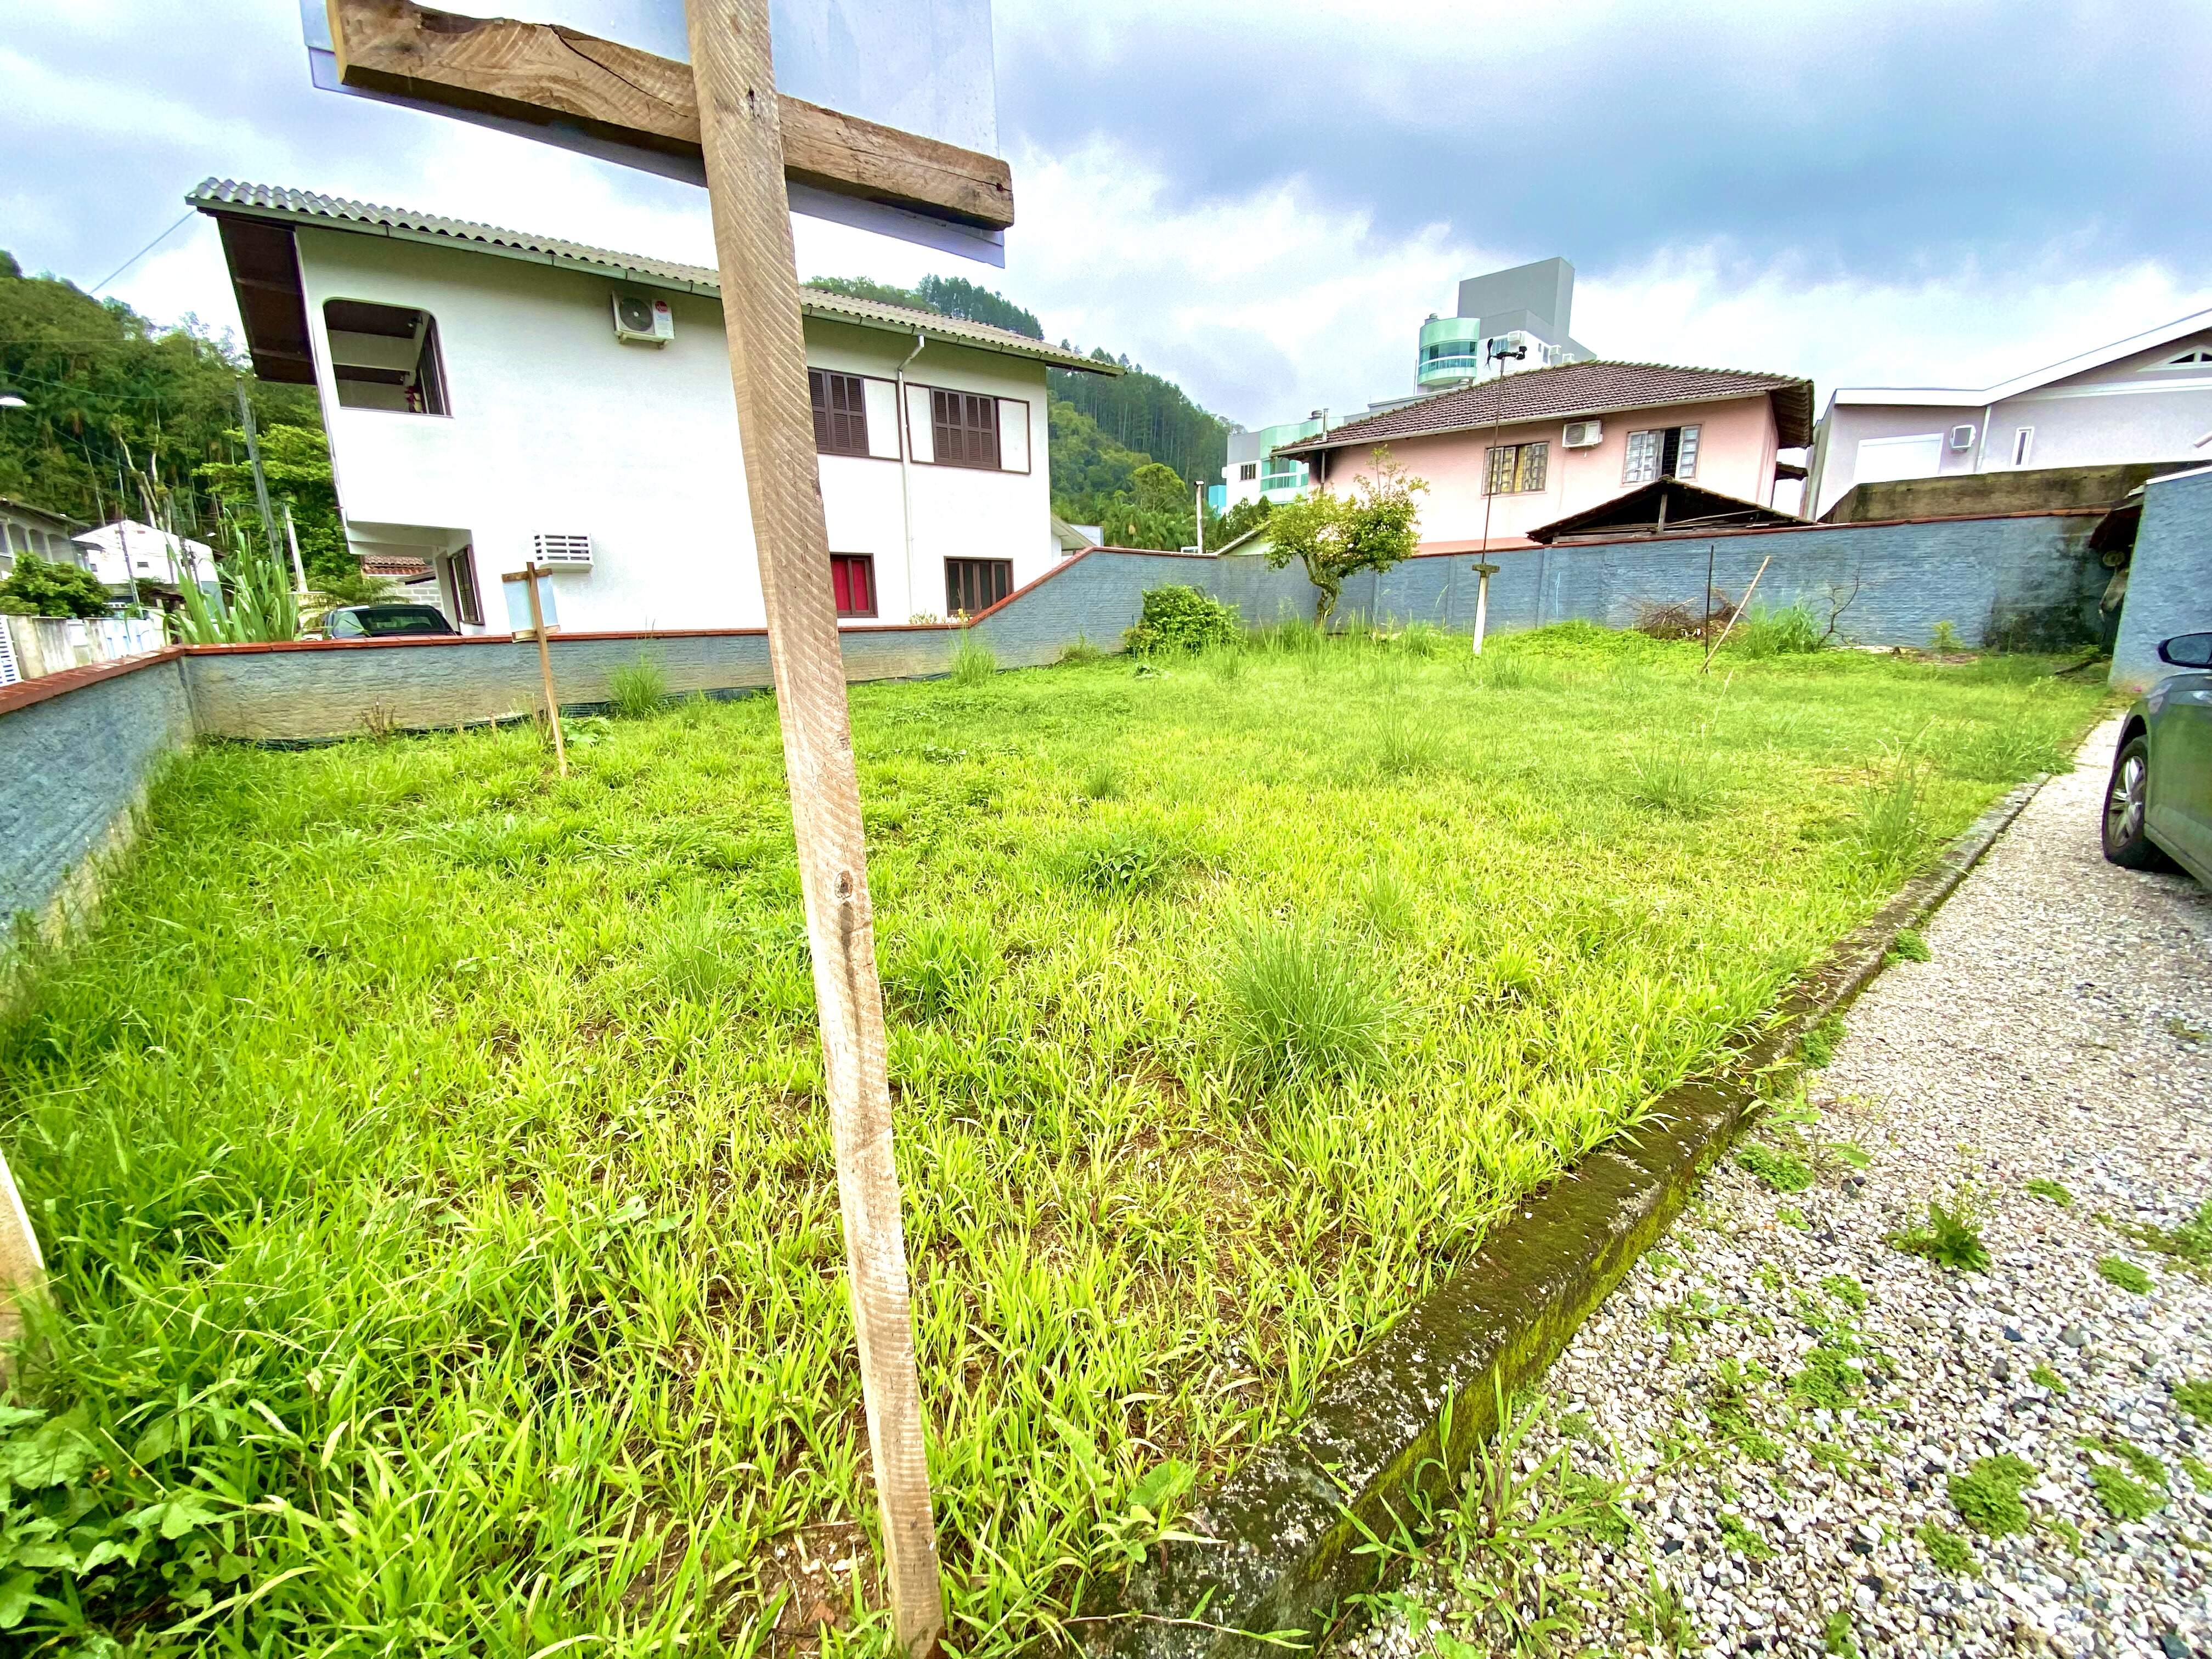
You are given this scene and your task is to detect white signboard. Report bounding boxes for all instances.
[298,0,1004,263]
[501,568,561,634]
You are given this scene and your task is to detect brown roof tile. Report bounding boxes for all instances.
[1280,360,1814,456]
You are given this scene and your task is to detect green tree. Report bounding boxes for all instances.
[1264,448,1428,623]
[0,551,114,618]
[1048,348,1229,488]
[194,425,349,586]
[0,250,319,537]
[802,274,937,312]
[915,275,1042,338]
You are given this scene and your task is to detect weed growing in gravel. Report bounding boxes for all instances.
[1810,1441,1860,1476]
[2029,1364,2068,1393]
[1790,1347,1863,1411]
[1630,1572,1694,1655]
[2083,1435,2168,1491]
[1918,1520,1979,1576]
[2088,1462,2164,1522]
[2181,1455,2212,1490]
[1889,1198,1990,1272]
[1949,1454,2036,1537]
[1822,1273,1870,1312]
[2024,1178,2074,1207]
[1822,1608,1860,1657]
[1776,1204,1809,1229]
[1885,928,1931,963]
[2122,1199,2212,1269]
[1737,1142,1814,1193]
[1706,1359,1782,1463]
[1799,1014,1846,1068]
[2167,1017,2209,1044]
[2172,1381,2212,1425]
[2098,1256,2153,1294]
[1714,1512,1773,1560]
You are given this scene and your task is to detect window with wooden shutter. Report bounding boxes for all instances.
[830,554,876,618]
[810,369,870,456]
[945,558,1013,616]
[929,388,1001,470]
[1485,441,1548,494]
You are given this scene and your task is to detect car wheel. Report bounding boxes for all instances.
[2101,734,2174,870]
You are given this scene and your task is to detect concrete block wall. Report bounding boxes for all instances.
[0,653,195,932]
[2112,466,2212,691]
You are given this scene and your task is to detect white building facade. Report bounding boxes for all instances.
[191,182,1112,634]
[1805,308,2212,518]
[76,521,214,594]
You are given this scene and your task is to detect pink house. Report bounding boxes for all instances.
[1276,362,1814,552]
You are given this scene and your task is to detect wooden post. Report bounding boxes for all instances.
[1703,553,1773,672]
[0,1149,43,1371]
[1470,560,1498,656]
[680,1,945,1650]
[523,560,567,775]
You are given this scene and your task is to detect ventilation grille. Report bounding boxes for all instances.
[531,533,594,567]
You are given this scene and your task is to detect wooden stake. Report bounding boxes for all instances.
[523,559,567,775]
[1703,553,1773,672]
[680,2,944,1649]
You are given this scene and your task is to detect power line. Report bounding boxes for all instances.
[89,210,196,296]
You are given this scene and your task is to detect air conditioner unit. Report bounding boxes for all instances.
[1562,419,1603,448]
[531,533,594,568]
[612,292,674,345]
[1949,424,1976,451]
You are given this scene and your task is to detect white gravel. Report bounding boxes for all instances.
[1352,719,2212,1658]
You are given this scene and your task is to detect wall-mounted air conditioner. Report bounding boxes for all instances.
[531,533,594,569]
[1949,424,1976,451]
[612,292,674,346]
[1562,419,1603,448]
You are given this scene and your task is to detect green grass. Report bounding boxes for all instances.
[0,624,2103,1653]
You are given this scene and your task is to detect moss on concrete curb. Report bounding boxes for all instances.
[1086,775,2050,1658]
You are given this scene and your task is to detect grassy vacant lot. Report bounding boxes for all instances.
[1,623,2103,1655]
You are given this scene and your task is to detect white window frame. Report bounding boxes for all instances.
[2011,427,2035,467]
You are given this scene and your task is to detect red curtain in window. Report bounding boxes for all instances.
[831,554,876,617]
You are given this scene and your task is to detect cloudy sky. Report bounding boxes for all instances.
[7,0,2210,431]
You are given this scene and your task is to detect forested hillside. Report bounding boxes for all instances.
[0,252,351,583]
[804,273,1234,538]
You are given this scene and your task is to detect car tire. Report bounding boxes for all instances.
[2101,733,2174,871]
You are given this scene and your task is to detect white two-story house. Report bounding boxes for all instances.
[189,180,1113,633]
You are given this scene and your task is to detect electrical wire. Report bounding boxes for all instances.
[89,210,195,297]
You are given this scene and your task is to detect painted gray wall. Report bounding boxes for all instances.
[0,657,195,928]
[2112,466,2212,691]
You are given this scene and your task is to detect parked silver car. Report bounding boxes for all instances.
[2103,631,2212,884]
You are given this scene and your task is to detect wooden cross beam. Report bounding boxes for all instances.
[325,0,1015,232]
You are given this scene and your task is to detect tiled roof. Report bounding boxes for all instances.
[188,180,1114,375]
[1279,360,1814,456]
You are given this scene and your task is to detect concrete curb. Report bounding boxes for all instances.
[1086,773,2051,1658]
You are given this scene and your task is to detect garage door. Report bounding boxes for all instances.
[1854,432,1946,485]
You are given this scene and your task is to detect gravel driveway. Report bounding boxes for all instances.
[1352,719,2212,1658]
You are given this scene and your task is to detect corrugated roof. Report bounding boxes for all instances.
[1279,360,1814,456]
[188,180,1115,375]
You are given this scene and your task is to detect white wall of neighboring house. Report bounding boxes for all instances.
[292,228,1060,634]
[1807,319,2212,517]
[77,521,215,591]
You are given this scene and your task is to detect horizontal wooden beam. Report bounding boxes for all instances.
[324,0,1014,232]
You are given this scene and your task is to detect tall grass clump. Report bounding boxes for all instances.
[950,631,998,686]
[647,896,745,1003]
[1223,916,1393,1088]
[1372,699,1434,777]
[1057,826,1176,895]
[607,654,670,719]
[1730,604,1822,659]
[885,917,997,1019]
[1856,758,1929,871]
[1627,740,1720,816]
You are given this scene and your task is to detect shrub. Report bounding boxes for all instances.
[1124,584,1243,657]
[607,656,669,719]
[950,632,997,686]
[1889,1198,1989,1272]
[1929,619,1966,653]
[0,550,114,619]
[1223,917,1393,1087]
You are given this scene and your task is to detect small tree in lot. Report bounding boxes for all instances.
[0,551,112,618]
[1262,447,1426,624]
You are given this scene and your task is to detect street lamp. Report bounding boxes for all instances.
[1470,339,1527,654]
